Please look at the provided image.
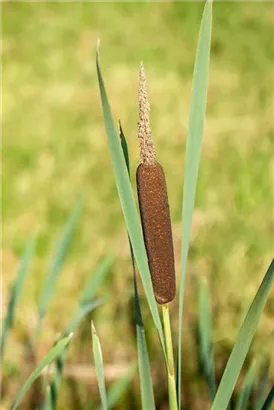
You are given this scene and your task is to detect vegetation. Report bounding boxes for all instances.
[2,1,273,409]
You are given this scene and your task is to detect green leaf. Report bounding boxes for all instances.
[65,299,107,336]
[119,121,155,410]
[45,254,111,410]
[43,346,68,410]
[253,361,271,410]
[79,255,113,306]
[44,300,107,409]
[198,278,216,400]
[235,361,256,410]
[11,334,72,410]
[96,47,165,356]
[211,259,274,410]
[119,120,130,175]
[92,321,108,410]
[177,0,212,405]
[1,236,36,355]
[107,364,136,409]
[261,384,274,410]
[36,194,84,334]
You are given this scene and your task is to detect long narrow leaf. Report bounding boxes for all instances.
[235,361,256,410]
[46,254,111,410]
[1,236,36,355]
[261,385,274,410]
[119,121,155,410]
[107,364,136,410]
[43,347,68,410]
[96,48,165,356]
[11,334,72,410]
[177,1,212,405]
[44,299,107,410]
[253,361,271,410]
[198,277,216,400]
[92,321,108,410]
[80,255,113,306]
[211,259,274,410]
[36,195,84,334]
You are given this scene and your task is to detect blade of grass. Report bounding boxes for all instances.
[198,277,216,400]
[177,1,212,405]
[79,255,113,306]
[211,259,274,410]
[261,385,274,410]
[119,121,155,410]
[92,321,108,410]
[1,236,36,355]
[44,300,107,410]
[35,194,84,338]
[45,255,111,410]
[235,361,256,410]
[253,361,271,410]
[106,364,136,410]
[43,345,69,410]
[11,334,72,410]
[65,298,108,336]
[96,48,166,357]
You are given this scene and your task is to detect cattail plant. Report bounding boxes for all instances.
[136,63,176,306]
[136,63,178,409]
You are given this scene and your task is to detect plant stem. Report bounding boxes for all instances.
[162,304,178,410]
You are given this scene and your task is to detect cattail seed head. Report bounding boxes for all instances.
[136,63,176,304]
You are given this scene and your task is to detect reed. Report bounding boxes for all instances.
[136,62,177,409]
[136,63,176,305]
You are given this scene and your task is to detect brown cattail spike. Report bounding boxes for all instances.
[137,63,176,304]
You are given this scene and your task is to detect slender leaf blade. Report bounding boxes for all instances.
[11,334,72,410]
[1,236,36,355]
[177,1,212,405]
[211,259,274,410]
[96,48,165,355]
[80,255,112,306]
[65,299,107,336]
[235,361,256,410]
[198,278,216,400]
[261,385,274,410]
[107,364,136,409]
[253,360,271,410]
[37,195,84,330]
[92,321,108,410]
[46,256,110,410]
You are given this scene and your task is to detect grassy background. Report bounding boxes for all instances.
[2,2,273,409]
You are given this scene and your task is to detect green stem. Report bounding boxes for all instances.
[162,304,178,410]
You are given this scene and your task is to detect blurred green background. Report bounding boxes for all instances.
[2,1,273,409]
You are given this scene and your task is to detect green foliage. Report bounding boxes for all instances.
[79,255,113,306]
[92,322,108,410]
[235,361,256,410]
[261,385,274,410]
[36,194,84,336]
[2,2,274,410]
[1,236,36,355]
[178,1,212,405]
[253,360,271,410]
[45,255,112,410]
[11,334,72,410]
[211,259,274,410]
[198,278,216,400]
[106,364,136,410]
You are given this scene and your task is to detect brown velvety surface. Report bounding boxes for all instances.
[136,163,176,304]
